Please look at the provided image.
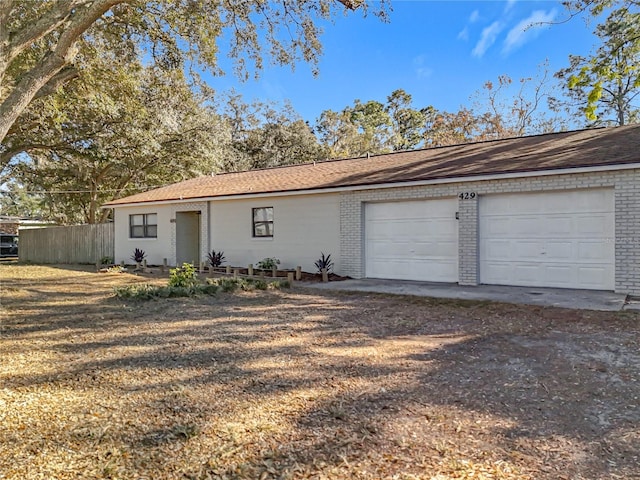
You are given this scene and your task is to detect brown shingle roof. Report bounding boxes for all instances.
[104,124,640,206]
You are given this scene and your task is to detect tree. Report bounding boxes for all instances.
[0,179,43,218]
[0,0,385,148]
[222,94,327,171]
[5,49,227,224]
[472,66,564,139]
[315,90,428,158]
[385,89,427,151]
[314,109,363,159]
[422,107,481,147]
[556,7,640,125]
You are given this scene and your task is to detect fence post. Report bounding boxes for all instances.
[233,268,239,278]
[296,266,302,281]
[287,272,294,284]
[226,265,231,275]
[272,266,277,278]
[248,264,253,276]
[321,268,328,283]
[199,261,205,273]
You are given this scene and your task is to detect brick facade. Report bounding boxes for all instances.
[339,169,640,295]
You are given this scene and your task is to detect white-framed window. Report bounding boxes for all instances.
[129,213,157,238]
[252,207,273,237]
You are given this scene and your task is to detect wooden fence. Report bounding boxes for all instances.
[19,223,114,264]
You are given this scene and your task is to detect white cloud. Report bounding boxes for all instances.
[472,21,503,58]
[412,54,433,79]
[469,10,480,23]
[502,9,557,54]
[504,0,517,13]
[457,26,469,41]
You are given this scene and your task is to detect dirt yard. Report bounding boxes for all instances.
[1,264,639,480]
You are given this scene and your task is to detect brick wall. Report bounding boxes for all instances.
[339,169,640,295]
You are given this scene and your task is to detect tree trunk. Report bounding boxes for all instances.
[0,0,123,144]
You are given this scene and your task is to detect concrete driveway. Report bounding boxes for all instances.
[303,278,631,311]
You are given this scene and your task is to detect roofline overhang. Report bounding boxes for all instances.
[102,162,640,209]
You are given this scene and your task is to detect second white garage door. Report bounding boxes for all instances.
[365,199,458,282]
[480,189,615,290]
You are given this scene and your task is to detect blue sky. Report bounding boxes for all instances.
[209,1,599,122]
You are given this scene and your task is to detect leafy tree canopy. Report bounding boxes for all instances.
[556,6,640,125]
[0,0,387,146]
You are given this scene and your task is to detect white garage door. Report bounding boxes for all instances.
[480,189,614,290]
[365,199,458,282]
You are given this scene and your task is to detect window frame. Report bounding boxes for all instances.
[129,213,158,239]
[252,207,274,238]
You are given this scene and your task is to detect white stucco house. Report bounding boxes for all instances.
[103,124,640,295]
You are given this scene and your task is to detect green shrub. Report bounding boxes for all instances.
[256,257,280,270]
[254,279,268,290]
[216,278,240,292]
[100,256,114,265]
[114,282,219,300]
[113,284,159,299]
[169,263,198,287]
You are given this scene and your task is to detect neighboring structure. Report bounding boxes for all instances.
[104,125,640,295]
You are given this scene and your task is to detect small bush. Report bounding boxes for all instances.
[169,263,198,288]
[100,256,114,265]
[256,257,280,270]
[114,282,219,300]
[105,265,126,274]
[217,278,241,292]
[314,252,334,273]
[130,248,147,263]
[254,279,268,290]
[114,284,159,300]
[207,250,226,267]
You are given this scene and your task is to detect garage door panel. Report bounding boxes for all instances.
[576,214,613,235]
[365,199,458,283]
[544,241,573,260]
[545,217,574,235]
[485,217,511,235]
[543,265,573,286]
[485,240,512,259]
[577,241,611,260]
[577,266,611,287]
[480,190,614,290]
[514,240,545,258]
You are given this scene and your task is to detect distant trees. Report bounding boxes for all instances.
[313,74,563,158]
[222,94,326,171]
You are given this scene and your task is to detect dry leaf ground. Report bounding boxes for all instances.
[1,264,639,480]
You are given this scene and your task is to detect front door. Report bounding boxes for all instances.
[176,211,200,266]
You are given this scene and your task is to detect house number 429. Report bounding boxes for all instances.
[458,192,476,200]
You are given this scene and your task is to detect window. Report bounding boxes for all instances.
[252,207,273,237]
[129,213,157,238]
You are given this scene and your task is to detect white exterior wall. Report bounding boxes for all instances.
[209,193,341,273]
[113,204,173,265]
